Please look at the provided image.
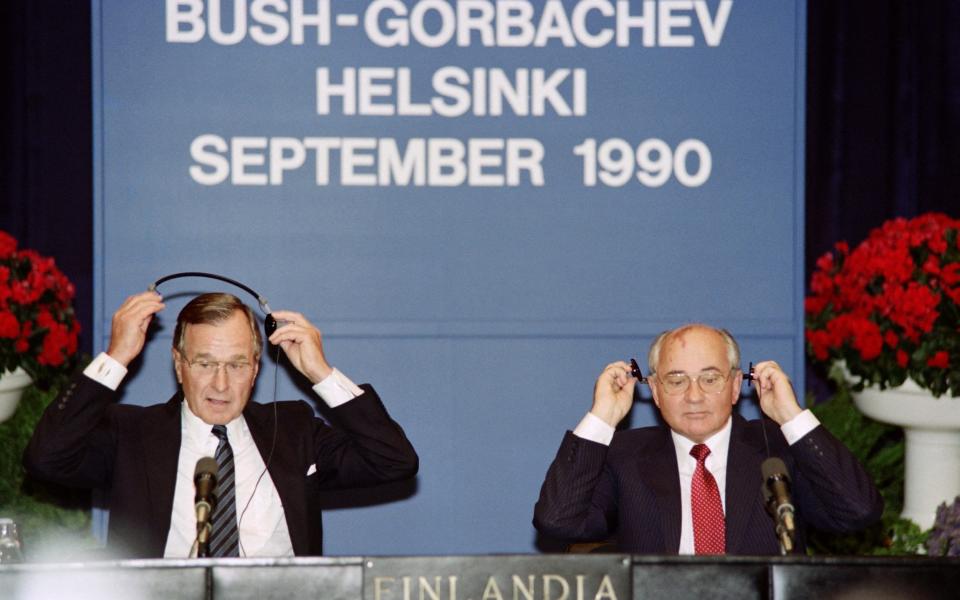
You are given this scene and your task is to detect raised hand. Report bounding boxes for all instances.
[267,310,333,384]
[590,361,637,427]
[106,291,165,366]
[752,360,803,425]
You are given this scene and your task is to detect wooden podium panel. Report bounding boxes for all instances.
[632,556,768,600]
[211,557,363,600]
[771,559,960,600]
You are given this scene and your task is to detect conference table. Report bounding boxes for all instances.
[1,554,957,599]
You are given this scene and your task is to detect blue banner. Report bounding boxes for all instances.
[93,0,805,553]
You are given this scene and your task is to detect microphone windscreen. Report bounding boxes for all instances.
[762,457,790,481]
[194,456,218,480]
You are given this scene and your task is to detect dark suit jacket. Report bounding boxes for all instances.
[533,414,882,555]
[23,373,418,558]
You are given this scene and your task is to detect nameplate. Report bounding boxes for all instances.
[364,555,631,600]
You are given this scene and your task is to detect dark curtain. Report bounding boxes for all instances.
[1,1,93,354]
[2,1,959,365]
[806,0,960,276]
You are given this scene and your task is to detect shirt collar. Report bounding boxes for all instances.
[671,416,733,474]
[181,400,250,449]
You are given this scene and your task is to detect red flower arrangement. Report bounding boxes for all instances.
[0,230,80,386]
[805,213,960,397]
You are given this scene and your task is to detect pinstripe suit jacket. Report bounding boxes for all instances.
[533,413,882,555]
[23,373,418,558]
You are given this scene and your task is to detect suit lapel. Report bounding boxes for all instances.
[139,394,183,551]
[639,430,683,553]
[244,402,308,555]
[724,414,766,554]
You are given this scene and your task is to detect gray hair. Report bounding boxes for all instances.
[647,324,740,374]
[173,292,263,361]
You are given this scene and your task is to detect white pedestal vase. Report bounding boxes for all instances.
[851,377,960,530]
[0,367,32,424]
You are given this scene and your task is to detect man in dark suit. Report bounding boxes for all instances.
[24,291,418,558]
[533,324,882,555]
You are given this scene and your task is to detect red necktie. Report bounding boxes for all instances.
[690,443,725,554]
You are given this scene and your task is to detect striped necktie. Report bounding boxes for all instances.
[208,425,240,557]
[690,443,725,554]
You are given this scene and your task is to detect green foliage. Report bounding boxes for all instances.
[874,518,928,556]
[805,381,927,555]
[0,378,95,558]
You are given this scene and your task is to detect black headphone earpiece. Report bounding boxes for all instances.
[629,358,649,383]
[149,272,282,345]
[264,313,278,338]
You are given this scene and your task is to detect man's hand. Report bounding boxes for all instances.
[106,291,165,366]
[590,361,637,428]
[753,360,802,425]
[267,310,333,385]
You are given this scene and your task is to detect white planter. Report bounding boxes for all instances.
[851,377,960,530]
[0,367,32,423]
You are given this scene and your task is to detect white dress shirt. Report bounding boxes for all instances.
[572,408,820,554]
[83,352,364,557]
[670,421,732,555]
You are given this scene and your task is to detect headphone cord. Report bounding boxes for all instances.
[236,343,282,557]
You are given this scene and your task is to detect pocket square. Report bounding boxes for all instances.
[306,463,317,476]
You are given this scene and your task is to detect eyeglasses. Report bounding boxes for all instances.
[182,358,253,379]
[654,368,736,395]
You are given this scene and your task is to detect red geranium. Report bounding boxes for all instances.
[927,351,951,369]
[0,230,80,386]
[805,213,960,397]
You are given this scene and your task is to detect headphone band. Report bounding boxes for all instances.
[148,272,273,315]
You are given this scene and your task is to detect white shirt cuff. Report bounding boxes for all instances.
[312,368,364,408]
[83,352,128,391]
[573,412,616,446]
[780,409,820,445]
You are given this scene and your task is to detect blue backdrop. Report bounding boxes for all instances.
[93,0,805,554]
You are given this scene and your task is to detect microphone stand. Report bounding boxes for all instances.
[196,522,212,558]
[193,457,218,559]
[762,472,796,555]
[775,520,794,555]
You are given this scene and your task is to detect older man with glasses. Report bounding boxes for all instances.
[533,323,882,555]
[25,291,418,559]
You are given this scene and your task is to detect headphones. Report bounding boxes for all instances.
[148,271,285,339]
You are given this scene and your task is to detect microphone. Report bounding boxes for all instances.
[761,457,795,554]
[194,457,218,556]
